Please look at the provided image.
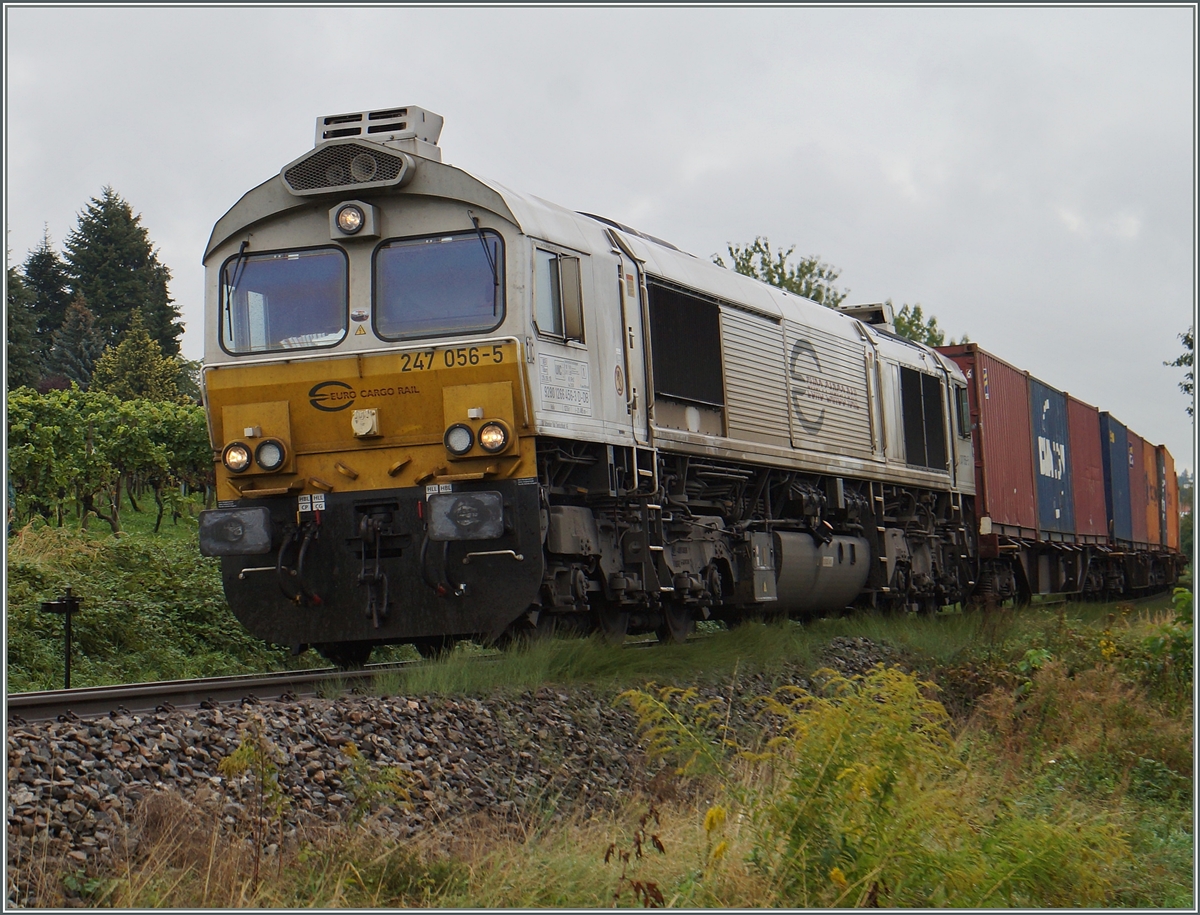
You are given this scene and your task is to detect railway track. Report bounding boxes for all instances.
[5,633,706,724]
[5,662,422,724]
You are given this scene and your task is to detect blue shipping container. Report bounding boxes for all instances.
[1029,378,1075,534]
[1099,413,1132,542]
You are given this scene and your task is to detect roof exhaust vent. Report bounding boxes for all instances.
[839,302,895,330]
[315,105,444,162]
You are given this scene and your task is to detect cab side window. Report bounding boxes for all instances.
[534,248,584,343]
[955,385,971,439]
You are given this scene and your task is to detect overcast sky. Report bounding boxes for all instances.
[5,5,1196,470]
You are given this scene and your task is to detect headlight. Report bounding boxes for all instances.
[444,423,474,456]
[199,507,272,556]
[222,442,252,473]
[335,204,364,234]
[427,492,505,541]
[350,153,378,182]
[478,421,509,453]
[255,439,286,472]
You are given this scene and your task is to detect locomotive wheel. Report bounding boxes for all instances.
[495,608,562,650]
[595,602,629,645]
[317,642,373,669]
[656,601,693,645]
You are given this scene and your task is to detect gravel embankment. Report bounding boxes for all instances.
[6,636,901,901]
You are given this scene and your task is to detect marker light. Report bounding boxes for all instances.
[444,423,474,456]
[335,204,364,234]
[223,442,252,473]
[478,421,509,453]
[255,439,286,472]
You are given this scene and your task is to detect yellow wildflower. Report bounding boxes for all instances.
[704,804,726,834]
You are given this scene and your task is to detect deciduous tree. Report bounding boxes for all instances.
[714,237,849,308]
[892,302,946,346]
[1165,326,1193,418]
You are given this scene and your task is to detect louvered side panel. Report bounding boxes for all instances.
[783,321,873,458]
[720,310,790,446]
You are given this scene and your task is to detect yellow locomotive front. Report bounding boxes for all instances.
[200,107,545,664]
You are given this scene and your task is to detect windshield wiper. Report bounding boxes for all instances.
[225,240,250,341]
[467,210,500,315]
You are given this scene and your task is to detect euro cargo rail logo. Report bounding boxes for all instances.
[309,381,356,412]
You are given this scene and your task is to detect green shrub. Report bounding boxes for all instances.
[7,387,211,532]
[6,523,296,689]
[623,666,1130,907]
[977,659,1192,798]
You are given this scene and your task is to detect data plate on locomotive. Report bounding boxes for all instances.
[396,342,515,373]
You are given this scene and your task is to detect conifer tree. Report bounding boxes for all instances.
[90,309,184,402]
[45,293,107,389]
[62,187,183,355]
[22,226,73,349]
[6,266,43,389]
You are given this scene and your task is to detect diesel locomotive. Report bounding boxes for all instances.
[198,105,1179,666]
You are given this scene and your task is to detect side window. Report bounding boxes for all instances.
[534,248,584,343]
[955,385,971,439]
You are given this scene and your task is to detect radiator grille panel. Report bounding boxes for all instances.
[783,320,873,458]
[721,310,790,446]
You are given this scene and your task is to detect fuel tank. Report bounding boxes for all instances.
[773,531,872,616]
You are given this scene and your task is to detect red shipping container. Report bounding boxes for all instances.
[1158,445,1179,550]
[1127,430,1149,546]
[1142,439,1161,546]
[938,344,1037,536]
[1066,395,1107,541]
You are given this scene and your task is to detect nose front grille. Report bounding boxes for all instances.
[282,144,408,195]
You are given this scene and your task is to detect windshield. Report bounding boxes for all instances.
[221,248,347,354]
[374,231,503,340]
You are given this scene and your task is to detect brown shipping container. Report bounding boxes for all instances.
[1127,430,1149,545]
[1066,395,1107,540]
[1158,445,1179,550]
[938,344,1037,535]
[1142,439,1161,546]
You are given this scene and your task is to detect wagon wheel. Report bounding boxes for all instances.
[317,641,373,669]
[412,636,455,660]
[656,600,693,645]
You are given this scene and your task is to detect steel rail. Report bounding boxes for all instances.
[5,661,420,724]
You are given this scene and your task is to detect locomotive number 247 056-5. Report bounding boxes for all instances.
[398,344,508,372]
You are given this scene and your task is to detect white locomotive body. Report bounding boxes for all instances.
[200,106,976,661]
